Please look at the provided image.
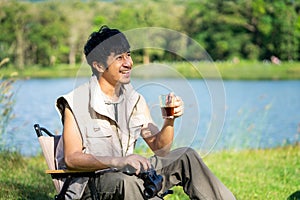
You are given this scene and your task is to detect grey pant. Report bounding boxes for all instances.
[81,147,236,200]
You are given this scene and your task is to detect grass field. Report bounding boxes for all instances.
[1,60,300,80]
[0,145,299,199]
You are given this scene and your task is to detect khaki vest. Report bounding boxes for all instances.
[55,76,150,199]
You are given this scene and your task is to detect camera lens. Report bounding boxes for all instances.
[144,185,156,198]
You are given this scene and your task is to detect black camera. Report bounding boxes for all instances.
[138,169,163,199]
[122,166,163,199]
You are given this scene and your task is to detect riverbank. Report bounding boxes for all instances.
[1,61,300,80]
[0,145,299,199]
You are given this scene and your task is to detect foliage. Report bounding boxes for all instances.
[0,62,16,151]
[184,0,300,61]
[0,0,299,70]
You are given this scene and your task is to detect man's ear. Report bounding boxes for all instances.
[92,61,105,73]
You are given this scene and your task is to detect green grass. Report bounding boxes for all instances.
[174,60,300,80]
[0,145,299,199]
[0,64,91,79]
[204,145,300,200]
[1,61,300,80]
[0,152,55,199]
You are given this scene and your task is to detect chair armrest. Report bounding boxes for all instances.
[46,168,118,178]
[46,169,94,174]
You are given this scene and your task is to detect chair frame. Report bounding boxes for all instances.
[34,124,105,200]
[34,124,172,200]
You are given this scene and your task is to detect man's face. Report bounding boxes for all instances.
[102,51,133,85]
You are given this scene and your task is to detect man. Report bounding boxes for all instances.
[56,25,236,199]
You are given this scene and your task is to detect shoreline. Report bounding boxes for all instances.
[1,61,300,80]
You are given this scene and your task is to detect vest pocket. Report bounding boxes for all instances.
[129,114,145,139]
[86,120,113,137]
[85,120,114,156]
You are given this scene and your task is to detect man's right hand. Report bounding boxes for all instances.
[111,154,151,175]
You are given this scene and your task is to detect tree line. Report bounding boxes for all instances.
[0,0,299,69]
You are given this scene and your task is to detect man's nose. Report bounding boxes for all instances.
[123,56,132,67]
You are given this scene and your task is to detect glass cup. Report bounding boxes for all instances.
[159,94,175,119]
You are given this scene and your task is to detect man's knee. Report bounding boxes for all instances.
[176,147,201,160]
[185,147,200,158]
[175,147,204,169]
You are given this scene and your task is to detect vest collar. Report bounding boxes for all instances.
[89,75,140,121]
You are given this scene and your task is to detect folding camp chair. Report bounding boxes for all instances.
[34,124,111,200]
[34,124,170,200]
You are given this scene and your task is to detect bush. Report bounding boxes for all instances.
[0,64,16,151]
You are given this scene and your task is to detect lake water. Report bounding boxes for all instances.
[4,78,300,156]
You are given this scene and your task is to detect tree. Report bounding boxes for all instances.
[61,1,97,66]
[268,1,299,60]
[27,2,69,66]
[0,0,300,66]
[0,1,31,69]
[183,0,252,60]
